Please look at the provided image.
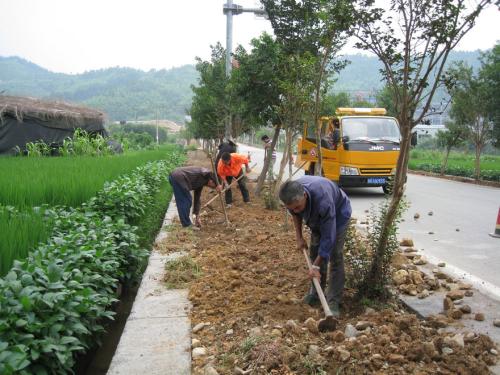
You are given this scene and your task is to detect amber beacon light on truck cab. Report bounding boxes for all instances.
[296,107,402,194]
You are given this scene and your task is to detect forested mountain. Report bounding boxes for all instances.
[0,50,483,122]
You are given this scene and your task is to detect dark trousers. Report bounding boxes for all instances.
[308,225,347,304]
[225,170,250,204]
[168,175,192,227]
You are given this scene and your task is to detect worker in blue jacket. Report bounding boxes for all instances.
[279,176,352,317]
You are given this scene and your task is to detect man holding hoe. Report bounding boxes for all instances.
[217,152,251,207]
[168,166,222,229]
[279,177,352,317]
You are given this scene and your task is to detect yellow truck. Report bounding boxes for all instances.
[296,107,401,194]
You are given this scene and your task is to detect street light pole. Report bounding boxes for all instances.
[223,2,267,139]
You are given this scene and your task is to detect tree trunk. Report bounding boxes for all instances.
[272,128,292,199]
[474,144,481,180]
[288,134,293,179]
[362,123,412,297]
[441,147,451,175]
[255,125,281,196]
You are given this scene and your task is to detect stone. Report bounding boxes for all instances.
[465,290,474,297]
[449,309,463,320]
[446,290,465,300]
[388,354,405,364]
[355,321,373,331]
[464,332,476,343]
[193,322,210,333]
[393,270,409,285]
[451,333,465,347]
[438,262,446,267]
[226,329,234,336]
[192,347,207,358]
[344,324,359,338]
[414,213,420,219]
[330,330,345,342]
[204,365,219,375]
[400,238,414,247]
[403,247,417,253]
[491,349,498,356]
[192,338,202,348]
[493,319,500,327]
[443,297,454,311]
[285,319,300,334]
[249,327,263,337]
[271,329,282,337]
[442,347,454,355]
[304,318,319,334]
[409,270,424,285]
[370,353,383,361]
[428,211,434,216]
[338,348,351,362]
[456,228,460,232]
[475,313,485,321]
[428,231,434,235]
[365,307,376,315]
[459,305,471,314]
[418,289,430,299]
[413,258,427,265]
[458,283,472,290]
[423,341,437,357]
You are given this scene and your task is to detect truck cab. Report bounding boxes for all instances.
[296,107,401,193]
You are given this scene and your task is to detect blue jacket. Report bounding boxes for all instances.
[292,176,352,260]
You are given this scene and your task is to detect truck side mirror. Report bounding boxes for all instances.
[341,135,349,144]
[411,131,417,146]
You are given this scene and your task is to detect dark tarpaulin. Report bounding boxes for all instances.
[0,115,106,155]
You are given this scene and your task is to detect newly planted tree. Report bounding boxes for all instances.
[353,0,493,297]
[436,120,468,175]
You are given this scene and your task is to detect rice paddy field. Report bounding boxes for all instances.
[0,145,180,276]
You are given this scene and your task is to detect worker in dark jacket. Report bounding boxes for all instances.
[279,176,352,316]
[168,166,221,228]
[215,138,237,168]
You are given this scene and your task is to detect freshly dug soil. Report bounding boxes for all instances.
[162,150,498,375]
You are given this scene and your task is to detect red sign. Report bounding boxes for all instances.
[309,147,317,157]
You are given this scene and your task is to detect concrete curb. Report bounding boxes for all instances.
[107,198,191,375]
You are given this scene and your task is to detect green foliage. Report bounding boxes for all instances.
[0,151,184,374]
[410,146,500,182]
[107,122,171,150]
[0,146,179,208]
[0,206,53,276]
[189,43,228,140]
[346,198,408,298]
[479,44,500,147]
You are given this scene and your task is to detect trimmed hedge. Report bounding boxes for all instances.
[0,151,184,374]
[409,163,500,182]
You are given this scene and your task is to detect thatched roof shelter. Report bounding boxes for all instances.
[0,95,106,155]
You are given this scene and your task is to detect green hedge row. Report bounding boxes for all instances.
[410,163,500,182]
[0,152,184,374]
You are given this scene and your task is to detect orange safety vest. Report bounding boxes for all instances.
[217,153,248,181]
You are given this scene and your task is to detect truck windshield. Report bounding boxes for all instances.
[342,117,400,142]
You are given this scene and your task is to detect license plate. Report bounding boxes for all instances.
[367,178,386,184]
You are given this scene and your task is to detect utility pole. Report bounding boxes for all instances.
[223,1,266,139]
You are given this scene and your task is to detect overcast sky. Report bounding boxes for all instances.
[0,0,498,74]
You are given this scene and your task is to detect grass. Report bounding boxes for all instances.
[164,255,202,289]
[0,207,53,276]
[0,146,179,208]
[409,150,500,171]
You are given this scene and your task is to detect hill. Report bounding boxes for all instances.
[0,50,484,121]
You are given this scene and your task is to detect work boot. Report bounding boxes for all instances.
[328,301,341,317]
[303,293,320,306]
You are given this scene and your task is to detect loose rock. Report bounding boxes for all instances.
[443,297,454,311]
[304,317,319,334]
[446,290,465,301]
[475,313,485,321]
[344,324,359,338]
[459,305,471,314]
[355,321,373,331]
[438,262,446,267]
[414,213,420,219]
[193,347,207,358]
[337,348,350,362]
[400,238,414,247]
[285,319,300,334]
[465,290,474,297]
[249,327,263,337]
[428,211,434,216]
[192,338,201,348]
[493,319,500,327]
[193,322,210,333]
[204,365,219,375]
[388,353,405,364]
[330,330,345,342]
[442,347,454,355]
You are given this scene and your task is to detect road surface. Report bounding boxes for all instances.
[238,143,500,299]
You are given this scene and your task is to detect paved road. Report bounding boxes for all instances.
[238,143,500,298]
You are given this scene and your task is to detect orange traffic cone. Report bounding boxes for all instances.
[490,207,500,238]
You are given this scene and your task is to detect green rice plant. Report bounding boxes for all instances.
[0,146,181,208]
[0,206,54,277]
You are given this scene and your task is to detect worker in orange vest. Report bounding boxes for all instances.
[217,152,251,206]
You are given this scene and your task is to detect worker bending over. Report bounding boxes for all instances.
[217,152,251,206]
